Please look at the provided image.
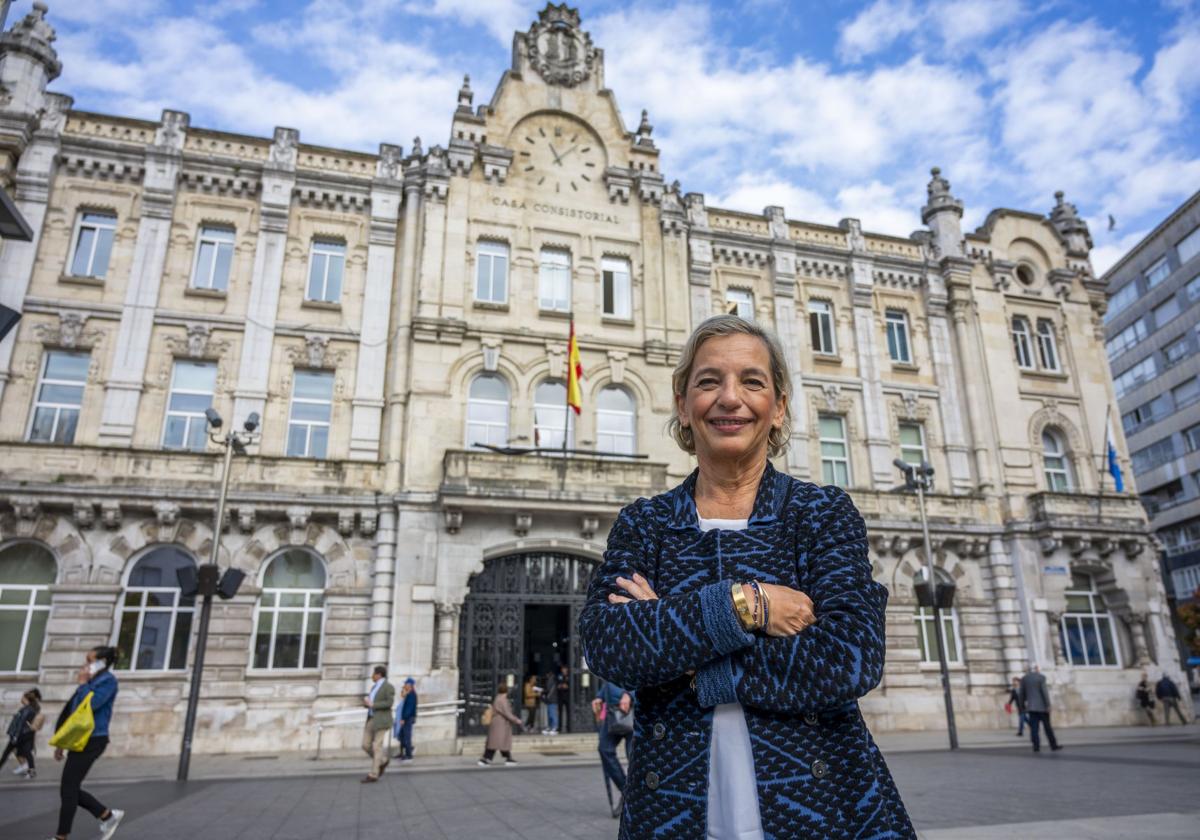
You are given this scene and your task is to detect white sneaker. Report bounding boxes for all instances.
[98,808,125,839]
[11,765,27,775]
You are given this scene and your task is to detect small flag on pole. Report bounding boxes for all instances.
[1105,413,1124,493]
[567,317,583,415]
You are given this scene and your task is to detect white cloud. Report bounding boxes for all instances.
[401,0,530,44]
[838,0,1025,63]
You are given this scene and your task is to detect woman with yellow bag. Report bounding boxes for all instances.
[47,646,124,840]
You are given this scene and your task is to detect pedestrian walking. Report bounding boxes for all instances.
[393,678,418,761]
[577,316,915,838]
[555,664,570,733]
[360,665,394,783]
[1004,676,1026,737]
[479,681,522,766]
[1135,672,1157,726]
[49,645,124,840]
[2,688,44,779]
[1018,664,1062,753]
[542,670,559,735]
[521,674,540,733]
[1155,673,1188,725]
[592,681,633,806]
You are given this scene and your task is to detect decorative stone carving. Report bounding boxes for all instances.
[1127,611,1151,665]
[359,510,378,537]
[434,601,462,669]
[482,338,502,372]
[900,390,920,420]
[268,126,299,169]
[820,383,841,412]
[581,516,599,541]
[337,510,355,536]
[155,109,189,151]
[286,506,311,531]
[479,144,514,183]
[154,501,180,527]
[73,501,95,530]
[546,343,565,379]
[376,143,402,180]
[444,508,463,534]
[101,501,122,530]
[457,74,474,113]
[605,167,633,204]
[607,351,628,384]
[35,312,100,350]
[526,4,597,87]
[237,506,256,534]
[514,512,532,537]
[840,217,866,253]
[1046,611,1065,665]
[285,335,343,370]
[9,496,40,520]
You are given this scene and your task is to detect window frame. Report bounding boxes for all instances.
[27,350,89,445]
[884,309,912,364]
[1178,226,1200,265]
[1035,318,1061,372]
[1106,281,1140,322]
[532,379,576,451]
[305,239,346,304]
[286,369,334,459]
[162,360,217,452]
[0,542,56,674]
[538,247,572,313]
[898,421,927,467]
[1042,428,1074,492]
[113,547,197,672]
[600,256,632,319]
[1059,574,1121,668]
[465,373,510,450]
[189,224,235,291]
[475,240,510,304]
[251,549,327,671]
[1011,316,1035,369]
[726,288,754,321]
[808,299,837,356]
[1145,257,1170,288]
[818,414,851,487]
[68,210,117,279]
[595,385,636,456]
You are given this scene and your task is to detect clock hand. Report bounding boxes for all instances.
[559,144,579,160]
[548,143,564,165]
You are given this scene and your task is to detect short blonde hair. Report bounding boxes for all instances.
[668,315,793,458]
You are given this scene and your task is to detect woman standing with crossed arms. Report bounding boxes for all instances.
[579,315,914,839]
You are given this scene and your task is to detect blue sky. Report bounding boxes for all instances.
[28,0,1200,274]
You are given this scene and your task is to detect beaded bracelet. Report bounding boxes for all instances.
[749,580,767,632]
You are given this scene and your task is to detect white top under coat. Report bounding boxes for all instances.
[698,515,765,840]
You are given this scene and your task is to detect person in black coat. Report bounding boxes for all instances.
[1135,672,1157,726]
[1155,673,1187,725]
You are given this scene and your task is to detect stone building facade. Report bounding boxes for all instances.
[0,4,1183,756]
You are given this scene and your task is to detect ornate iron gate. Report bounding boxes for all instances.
[458,551,597,735]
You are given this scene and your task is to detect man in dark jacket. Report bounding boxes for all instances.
[1155,673,1188,725]
[395,678,418,761]
[1018,665,1062,753]
[361,666,394,782]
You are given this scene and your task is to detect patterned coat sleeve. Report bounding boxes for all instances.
[694,486,888,713]
[579,500,754,690]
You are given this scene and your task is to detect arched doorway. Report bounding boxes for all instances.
[458,551,596,735]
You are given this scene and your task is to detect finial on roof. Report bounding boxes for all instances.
[412,136,422,156]
[457,74,474,113]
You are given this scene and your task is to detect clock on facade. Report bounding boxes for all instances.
[515,115,602,194]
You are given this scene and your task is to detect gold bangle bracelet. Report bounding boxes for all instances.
[731,582,754,630]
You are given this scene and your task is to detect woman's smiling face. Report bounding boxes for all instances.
[676,333,785,467]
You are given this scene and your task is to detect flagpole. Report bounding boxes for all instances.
[563,314,573,457]
[1098,404,1112,523]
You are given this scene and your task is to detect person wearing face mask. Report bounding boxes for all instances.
[49,645,123,840]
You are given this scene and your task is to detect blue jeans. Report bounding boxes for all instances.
[598,728,631,792]
[397,719,414,759]
[1016,711,1027,735]
[547,702,559,732]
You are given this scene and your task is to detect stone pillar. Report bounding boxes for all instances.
[1045,611,1065,666]
[349,145,401,461]
[384,157,424,488]
[845,218,892,487]
[0,91,69,404]
[765,206,809,477]
[948,293,995,491]
[987,535,1029,678]
[925,283,972,493]
[232,127,297,430]
[1128,611,1150,666]
[367,508,396,665]
[433,600,462,670]
[98,109,188,445]
[685,193,712,329]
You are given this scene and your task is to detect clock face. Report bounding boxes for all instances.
[515,115,603,194]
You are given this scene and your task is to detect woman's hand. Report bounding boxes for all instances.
[54,748,64,761]
[759,583,816,638]
[608,572,658,603]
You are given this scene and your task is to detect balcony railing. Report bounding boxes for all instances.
[1027,491,1148,526]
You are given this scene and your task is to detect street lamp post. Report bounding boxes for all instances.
[894,458,959,751]
[176,410,258,782]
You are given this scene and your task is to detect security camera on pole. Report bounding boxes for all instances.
[893,457,959,750]
[176,409,260,781]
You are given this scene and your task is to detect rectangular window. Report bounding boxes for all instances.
[1012,317,1035,369]
[1145,257,1171,288]
[286,370,334,459]
[1035,319,1060,372]
[1106,318,1148,359]
[885,310,912,363]
[27,351,88,444]
[191,225,235,291]
[1114,356,1157,397]
[1105,281,1140,322]
[69,211,116,279]
[726,288,754,320]
[1164,335,1190,368]
[819,414,850,487]
[914,607,962,665]
[898,421,926,466]
[1178,226,1200,265]
[475,240,509,304]
[601,256,632,319]
[538,248,571,312]
[1173,377,1200,410]
[809,300,836,355]
[1123,394,1169,434]
[1131,436,1177,475]
[1185,423,1200,453]
[1154,295,1181,327]
[306,240,345,303]
[1186,275,1200,302]
[162,361,216,451]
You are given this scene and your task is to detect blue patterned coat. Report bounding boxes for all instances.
[578,463,915,839]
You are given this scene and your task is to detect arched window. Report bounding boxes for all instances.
[0,543,55,673]
[115,547,197,671]
[1042,428,1074,491]
[253,548,326,670]
[1060,572,1119,667]
[1011,317,1034,369]
[912,567,962,665]
[465,374,509,449]
[534,379,574,450]
[596,386,636,455]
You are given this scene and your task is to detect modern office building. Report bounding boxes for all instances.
[1103,189,1200,673]
[0,4,1181,757]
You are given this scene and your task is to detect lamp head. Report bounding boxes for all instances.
[243,412,260,433]
[204,408,223,430]
[893,458,909,472]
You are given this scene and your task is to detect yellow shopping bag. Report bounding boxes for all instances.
[49,691,94,752]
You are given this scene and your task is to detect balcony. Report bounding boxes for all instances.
[1027,491,1148,527]
[439,448,669,513]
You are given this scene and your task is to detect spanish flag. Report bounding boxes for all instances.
[567,317,583,415]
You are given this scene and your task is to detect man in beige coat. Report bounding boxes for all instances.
[361,666,395,782]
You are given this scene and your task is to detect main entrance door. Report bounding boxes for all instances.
[458,551,597,735]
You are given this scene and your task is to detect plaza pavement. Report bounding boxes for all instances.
[1,724,1197,838]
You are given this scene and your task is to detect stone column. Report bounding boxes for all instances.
[232,127,297,430]
[987,535,1029,678]
[98,110,188,445]
[685,193,712,329]
[948,291,995,491]
[0,92,69,404]
[384,157,424,488]
[1045,611,1065,666]
[845,219,892,487]
[433,600,462,670]
[367,508,397,665]
[765,206,809,477]
[925,283,972,493]
[1128,611,1150,666]
[349,145,402,461]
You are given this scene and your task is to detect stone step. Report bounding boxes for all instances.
[457,731,600,755]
